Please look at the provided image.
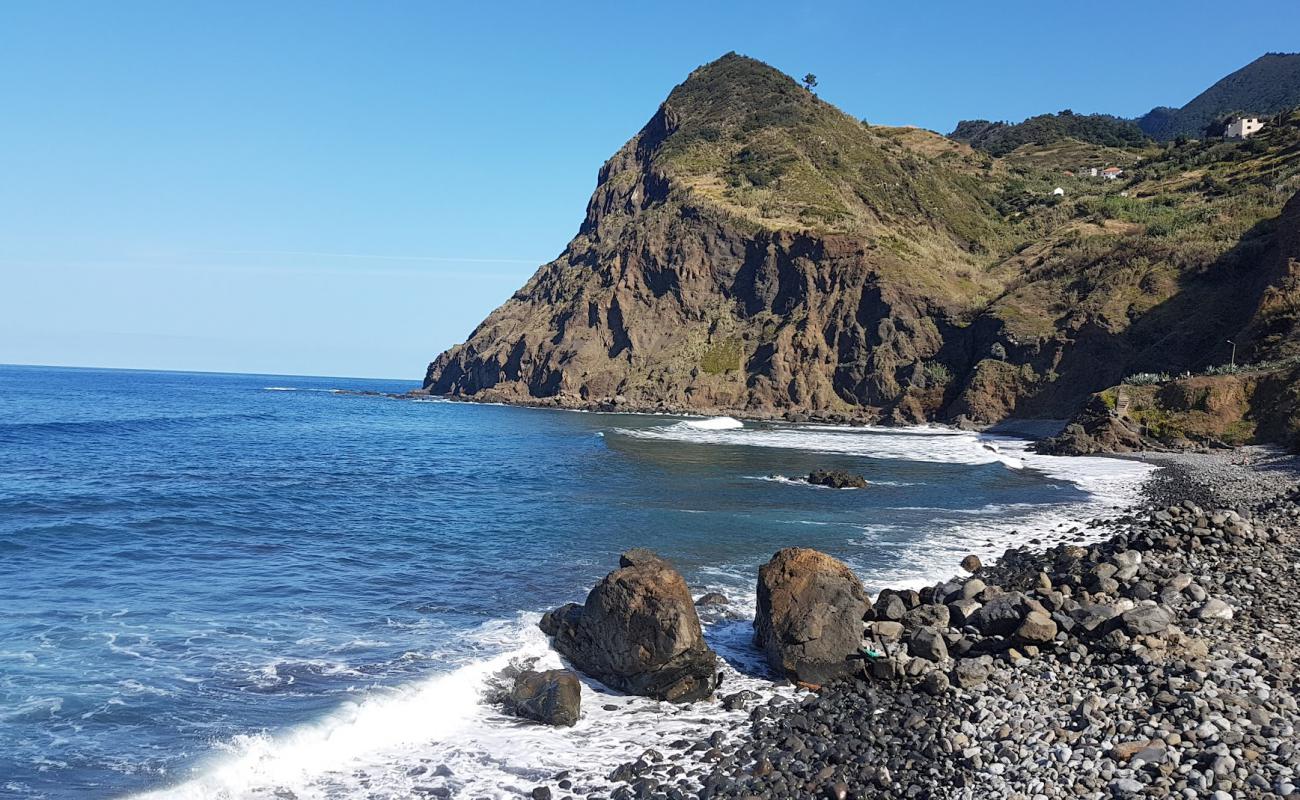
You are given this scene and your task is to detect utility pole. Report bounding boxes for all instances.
[1226,339,1236,369]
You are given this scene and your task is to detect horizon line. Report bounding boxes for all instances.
[214,249,544,265]
[0,361,422,384]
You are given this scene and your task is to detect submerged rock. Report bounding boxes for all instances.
[539,550,719,702]
[807,469,869,489]
[754,547,872,683]
[505,669,582,727]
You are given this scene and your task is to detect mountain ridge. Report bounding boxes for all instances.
[1138,52,1300,141]
[951,53,1300,151]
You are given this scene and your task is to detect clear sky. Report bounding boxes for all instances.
[3,1,1297,380]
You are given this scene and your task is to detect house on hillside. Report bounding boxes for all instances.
[1225,117,1265,139]
[1101,166,1123,180]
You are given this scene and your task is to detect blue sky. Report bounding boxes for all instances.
[2,1,1297,380]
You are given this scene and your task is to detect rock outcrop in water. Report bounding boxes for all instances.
[539,550,719,702]
[422,54,1300,450]
[806,469,868,489]
[753,547,872,684]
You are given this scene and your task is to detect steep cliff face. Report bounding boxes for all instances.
[426,54,1009,421]
[424,54,1300,434]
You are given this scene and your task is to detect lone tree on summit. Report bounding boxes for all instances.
[803,73,818,92]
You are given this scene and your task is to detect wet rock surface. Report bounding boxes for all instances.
[753,548,872,684]
[504,669,582,727]
[806,470,869,489]
[540,550,720,702]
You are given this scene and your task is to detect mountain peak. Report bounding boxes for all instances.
[661,53,815,132]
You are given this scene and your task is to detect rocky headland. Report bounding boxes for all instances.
[502,449,1300,800]
[421,53,1300,453]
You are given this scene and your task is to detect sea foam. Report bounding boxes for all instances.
[130,613,776,800]
[681,416,744,430]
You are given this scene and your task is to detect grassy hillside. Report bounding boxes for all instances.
[960,110,1300,424]
[651,55,1012,249]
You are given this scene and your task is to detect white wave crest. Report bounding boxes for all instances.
[615,422,1026,468]
[681,416,743,430]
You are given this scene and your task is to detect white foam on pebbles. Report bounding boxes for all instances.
[854,437,1154,591]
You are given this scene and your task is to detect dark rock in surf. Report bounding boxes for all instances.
[505,669,582,727]
[807,469,869,489]
[754,547,872,683]
[540,550,719,702]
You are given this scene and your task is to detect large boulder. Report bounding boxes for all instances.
[754,548,872,683]
[1015,610,1058,644]
[968,591,1038,637]
[902,603,950,631]
[908,627,948,662]
[539,550,719,702]
[505,669,582,727]
[1121,604,1172,636]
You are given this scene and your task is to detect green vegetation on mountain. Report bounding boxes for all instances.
[649,54,1013,268]
[950,111,1150,156]
[1138,52,1300,140]
[424,53,1300,450]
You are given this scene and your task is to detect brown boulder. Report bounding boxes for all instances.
[754,548,872,683]
[540,550,719,702]
[1015,610,1058,644]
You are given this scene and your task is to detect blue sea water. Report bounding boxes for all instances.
[0,365,1152,799]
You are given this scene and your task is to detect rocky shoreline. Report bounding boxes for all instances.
[511,449,1300,800]
[405,388,891,427]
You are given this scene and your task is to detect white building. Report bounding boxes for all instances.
[1052,187,1065,196]
[1226,117,1264,139]
[1101,166,1123,180]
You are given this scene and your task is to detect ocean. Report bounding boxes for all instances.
[0,365,1152,799]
